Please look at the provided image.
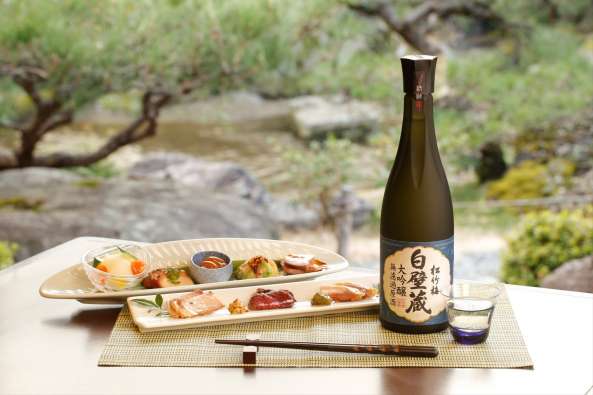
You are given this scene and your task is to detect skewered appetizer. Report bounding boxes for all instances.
[142,267,194,288]
[281,254,327,275]
[234,255,280,279]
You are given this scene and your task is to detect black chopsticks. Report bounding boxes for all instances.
[215,339,438,358]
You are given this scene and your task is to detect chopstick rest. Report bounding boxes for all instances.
[216,339,438,358]
[243,334,260,364]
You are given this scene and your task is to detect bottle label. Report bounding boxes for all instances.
[380,236,453,326]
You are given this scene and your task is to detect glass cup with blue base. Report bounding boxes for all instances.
[442,282,501,345]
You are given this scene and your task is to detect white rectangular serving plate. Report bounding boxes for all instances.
[39,238,349,302]
[128,274,379,332]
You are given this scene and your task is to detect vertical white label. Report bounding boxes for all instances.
[383,246,451,323]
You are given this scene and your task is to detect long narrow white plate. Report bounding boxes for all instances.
[39,238,349,302]
[128,274,379,332]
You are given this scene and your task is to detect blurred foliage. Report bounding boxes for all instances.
[282,136,361,223]
[68,161,119,179]
[2,0,592,173]
[0,241,19,269]
[445,26,593,167]
[501,207,593,286]
[0,0,356,121]
[486,159,575,200]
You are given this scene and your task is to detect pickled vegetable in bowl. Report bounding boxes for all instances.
[82,244,150,292]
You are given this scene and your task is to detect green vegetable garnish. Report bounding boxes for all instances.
[311,292,332,306]
[166,268,181,284]
[92,257,102,267]
[117,246,138,260]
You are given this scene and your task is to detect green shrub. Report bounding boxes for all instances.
[501,207,593,286]
[486,159,574,200]
[0,241,19,270]
[281,136,361,224]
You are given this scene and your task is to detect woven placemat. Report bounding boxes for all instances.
[99,286,532,368]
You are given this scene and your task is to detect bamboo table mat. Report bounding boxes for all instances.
[99,285,532,368]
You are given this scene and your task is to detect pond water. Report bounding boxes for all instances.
[138,122,305,191]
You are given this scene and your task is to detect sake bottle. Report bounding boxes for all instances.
[379,55,454,334]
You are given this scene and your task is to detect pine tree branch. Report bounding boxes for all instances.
[28,91,171,168]
[347,0,516,54]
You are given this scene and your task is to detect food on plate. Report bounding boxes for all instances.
[281,254,327,275]
[319,282,378,302]
[92,247,146,276]
[248,288,296,310]
[168,289,224,319]
[142,267,194,288]
[310,292,333,306]
[234,255,280,280]
[199,255,228,269]
[337,282,378,299]
[228,299,249,314]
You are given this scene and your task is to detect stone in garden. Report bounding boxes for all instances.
[128,152,270,206]
[541,255,593,293]
[289,95,382,142]
[128,152,374,230]
[0,168,277,260]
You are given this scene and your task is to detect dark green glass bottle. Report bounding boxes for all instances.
[379,55,454,334]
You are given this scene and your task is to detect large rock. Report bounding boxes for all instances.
[128,152,269,206]
[541,256,593,293]
[0,168,278,260]
[289,95,382,142]
[128,152,373,229]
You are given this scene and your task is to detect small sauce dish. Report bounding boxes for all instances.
[190,250,232,283]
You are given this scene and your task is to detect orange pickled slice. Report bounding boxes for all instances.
[131,260,145,275]
[96,263,109,273]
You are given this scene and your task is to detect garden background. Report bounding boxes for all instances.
[1,0,592,291]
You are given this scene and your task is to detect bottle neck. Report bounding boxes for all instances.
[404,93,434,125]
[394,93,437,188]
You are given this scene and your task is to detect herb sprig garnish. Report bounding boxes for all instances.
[132,294,169,317]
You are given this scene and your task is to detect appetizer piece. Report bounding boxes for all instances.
[235,256,280,280]
[336,282,378,299]
[168,289,224,319]
[228,299,248,315]
[93,247,146,276]
[281,254,327,275]
[199,255,227,269]
[319,282,378,302]
[142,267,194,289]
[310,292,333,306]
[248,288,296,310]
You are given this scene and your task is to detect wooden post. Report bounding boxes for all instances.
[332,185,355,259]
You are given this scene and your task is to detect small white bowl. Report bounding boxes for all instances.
[82,244,150,292]
[190,250,232,284]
